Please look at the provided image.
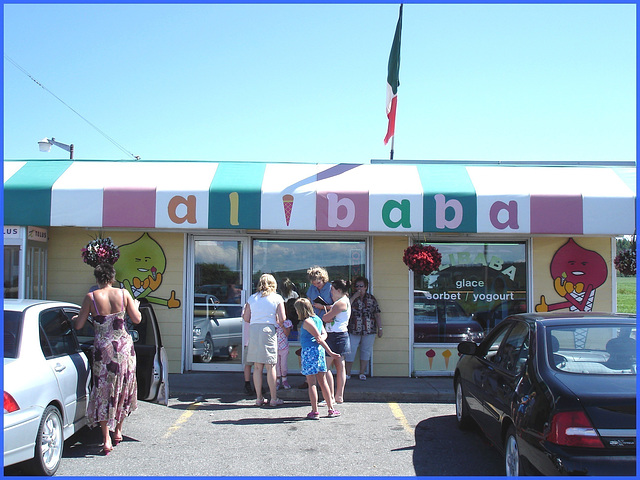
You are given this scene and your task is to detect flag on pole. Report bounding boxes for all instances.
[384,4,403,145]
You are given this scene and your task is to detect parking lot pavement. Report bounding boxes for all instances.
[6,395,503,477]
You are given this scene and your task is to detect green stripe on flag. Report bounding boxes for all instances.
[387,4,402,95]
[208,162,266,229]
[4,161,72,226]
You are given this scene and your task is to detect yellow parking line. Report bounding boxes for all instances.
[162,400,201,439]
[388,402,414,436]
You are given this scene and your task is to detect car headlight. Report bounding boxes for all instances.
[470,331,485,342]
[193,327,201,336]
[461,328,485,343]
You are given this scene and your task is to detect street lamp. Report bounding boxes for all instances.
[38,137,74,159]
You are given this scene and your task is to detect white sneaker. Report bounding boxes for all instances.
[359,374,367,381]
[345,375,351,380]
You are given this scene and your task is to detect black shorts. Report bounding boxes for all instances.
[326,331,351,356]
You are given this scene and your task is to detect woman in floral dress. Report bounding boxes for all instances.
[74,263,141,454]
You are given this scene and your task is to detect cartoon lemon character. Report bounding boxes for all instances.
[115,233,180,308]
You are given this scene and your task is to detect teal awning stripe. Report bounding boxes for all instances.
[4,161,72,226]
[208,162,266,229]
[611,167,637,194]
[417,164,477,232]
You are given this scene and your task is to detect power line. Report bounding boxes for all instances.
[4,54,141,160]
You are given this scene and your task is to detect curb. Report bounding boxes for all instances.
[168,373,455,404]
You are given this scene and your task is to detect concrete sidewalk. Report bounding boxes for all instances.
[169,372,455,403]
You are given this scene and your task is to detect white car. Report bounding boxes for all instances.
[4,300,90,475]
[4,299,169,475]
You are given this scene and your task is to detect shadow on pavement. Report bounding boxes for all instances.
[412,415,503,476]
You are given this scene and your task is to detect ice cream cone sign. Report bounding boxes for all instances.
[442,349,452,369]
[282,194,294,226]
[426,349,436,369]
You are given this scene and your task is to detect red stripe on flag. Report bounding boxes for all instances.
[384,95,398,145]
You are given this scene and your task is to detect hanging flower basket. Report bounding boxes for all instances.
[81,237,120,268]
[403,244,442,275]
[614,242,636,277]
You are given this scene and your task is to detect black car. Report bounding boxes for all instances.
[454,312,636,476]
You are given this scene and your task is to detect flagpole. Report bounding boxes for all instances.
[390,136,394,160]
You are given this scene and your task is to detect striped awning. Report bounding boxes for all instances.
[3,160,636,235]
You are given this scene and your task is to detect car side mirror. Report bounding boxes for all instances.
[458,341,477,356]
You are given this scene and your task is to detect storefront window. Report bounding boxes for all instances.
[413,242,527,344]
[252,239,366,339]
[252,239,366,291]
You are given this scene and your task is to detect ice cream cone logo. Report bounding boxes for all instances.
[442,349,452,369]
[426,349,436,369]
[282,194,294,226]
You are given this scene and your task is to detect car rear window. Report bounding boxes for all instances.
[548,325,636,375]
[3,311,23,358]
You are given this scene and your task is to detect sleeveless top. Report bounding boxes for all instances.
[300,314,323,348]
[326,295,350,333]
[247,292,284,325]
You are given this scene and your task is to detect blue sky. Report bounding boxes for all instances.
[3,3,636,164]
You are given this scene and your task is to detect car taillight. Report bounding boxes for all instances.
[4,392,20,413]
[547,411,604,448]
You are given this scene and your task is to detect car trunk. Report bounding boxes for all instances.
[554,372,636,449]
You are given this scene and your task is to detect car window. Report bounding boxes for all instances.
[39,308,79,358]
[3,310,23,359]
[477,321,511,363]
[127,305,155,346]
[75,316,96,345]
[548,325,636,374]
[498,322,529,374]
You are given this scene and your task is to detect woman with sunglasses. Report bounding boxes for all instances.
[345,276,382,380]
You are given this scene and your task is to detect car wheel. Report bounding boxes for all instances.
[200,336,214,363]
[26,405,63,476]
[455,380,472,429]
[505,425,522,476]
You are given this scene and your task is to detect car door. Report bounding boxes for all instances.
[480,321,530,447]
[75,300,169,406]
[39,307,90,428]
[464,321,512,433]
[130,301,169,405]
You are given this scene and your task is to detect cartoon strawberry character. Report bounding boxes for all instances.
[536,238,608,312]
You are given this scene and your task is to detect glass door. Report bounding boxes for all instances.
[4,245,20,299]
[190,237,246,371]
[27,243,47,299]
